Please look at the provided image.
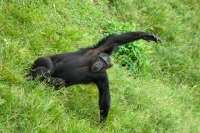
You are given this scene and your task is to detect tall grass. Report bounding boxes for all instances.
[0,0,199,132]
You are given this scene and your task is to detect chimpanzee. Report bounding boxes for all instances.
[27,31,161,122]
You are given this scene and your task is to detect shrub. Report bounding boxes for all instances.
[100,18,152,75]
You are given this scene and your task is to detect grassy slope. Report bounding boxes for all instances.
[0,0,199,132]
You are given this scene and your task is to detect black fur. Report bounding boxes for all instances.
[27,31,161,122]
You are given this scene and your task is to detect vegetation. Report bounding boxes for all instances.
[0,0,199,132]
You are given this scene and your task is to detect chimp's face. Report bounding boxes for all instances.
[91,53,112,72]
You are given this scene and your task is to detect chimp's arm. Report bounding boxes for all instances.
[94,31,161,55]
[95,72,110,123]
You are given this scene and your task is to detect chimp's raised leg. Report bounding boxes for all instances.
[27,57,66,87]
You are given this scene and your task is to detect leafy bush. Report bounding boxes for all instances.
[100,18,152,75]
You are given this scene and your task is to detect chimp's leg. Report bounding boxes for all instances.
[27,57,66,87]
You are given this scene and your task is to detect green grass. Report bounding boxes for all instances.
[0,0,200,132]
